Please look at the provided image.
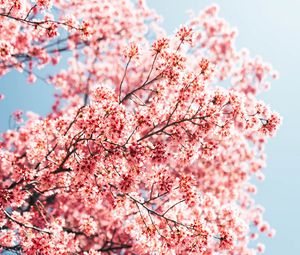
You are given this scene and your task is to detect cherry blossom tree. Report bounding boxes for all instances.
[0,1,281,254]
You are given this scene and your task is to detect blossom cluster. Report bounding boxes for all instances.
[0,1,280,254]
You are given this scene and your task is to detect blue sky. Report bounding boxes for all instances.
[0,1,299,254]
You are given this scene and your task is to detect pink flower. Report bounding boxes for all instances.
[36,0,53,9]
[80,20,92,39]
[124,42,140,59]
[12,109,23,124]
[257,243,266,253]
[219,230,235,250]
[27,73,37,83]
[0,41,12,60]
[175,26,194,45]
[152,37,169,53]
[199,58,210,73]
[46,23,58,38]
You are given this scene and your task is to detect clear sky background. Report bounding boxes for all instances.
[0,1,299,254]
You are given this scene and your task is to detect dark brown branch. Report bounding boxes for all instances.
[99,243,132,253]
[119,57,131,103]
[137,114,209,142]
[144,52,158,85]
[128,195,192,230]
[24,5,37,20]
[0,12,82,31]
[120,71,163,103]
[162,199,185,216]
[3,209,52,234]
